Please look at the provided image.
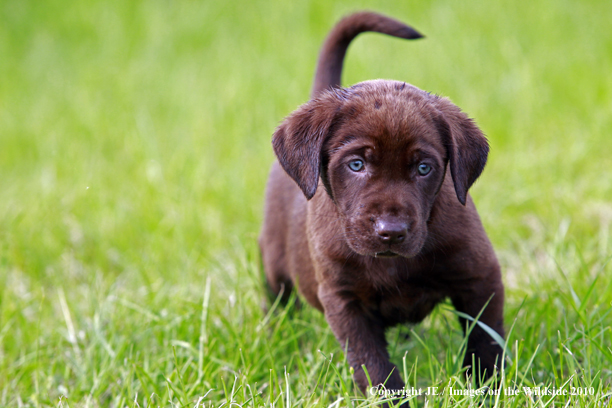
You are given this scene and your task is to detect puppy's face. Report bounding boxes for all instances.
[273,80,489,258]
[323,101,446,257]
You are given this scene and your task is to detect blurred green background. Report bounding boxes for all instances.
[1,0,611,406]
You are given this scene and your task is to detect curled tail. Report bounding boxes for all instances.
[311,11,423,98]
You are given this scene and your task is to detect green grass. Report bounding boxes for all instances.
[1,0,611,406]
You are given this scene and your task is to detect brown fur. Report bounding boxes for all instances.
[259,11,504,402]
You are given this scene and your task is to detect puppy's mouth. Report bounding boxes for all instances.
[374,250,399,258]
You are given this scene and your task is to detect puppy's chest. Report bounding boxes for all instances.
[362,268,447,325]
[374,287,446,325]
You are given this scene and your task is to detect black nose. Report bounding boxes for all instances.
[375,220,408,245]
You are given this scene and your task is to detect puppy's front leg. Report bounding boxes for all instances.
[452,273,505,383]
[318,287,405,395]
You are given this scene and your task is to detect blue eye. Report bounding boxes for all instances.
[348,159,365,172]
[417,163,432,176]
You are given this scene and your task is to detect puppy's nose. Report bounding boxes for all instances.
[375,220,408,244]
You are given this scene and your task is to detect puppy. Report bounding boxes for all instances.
[260,11,504,400]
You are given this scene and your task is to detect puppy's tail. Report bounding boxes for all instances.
[311,11,423,98]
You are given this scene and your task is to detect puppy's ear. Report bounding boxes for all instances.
[435,98,489,205]
[272,92,342,199]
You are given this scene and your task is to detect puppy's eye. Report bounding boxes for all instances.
[348,159,365,172]
[417,163,432,176]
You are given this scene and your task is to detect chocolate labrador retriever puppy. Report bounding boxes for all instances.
[260,11,504,399]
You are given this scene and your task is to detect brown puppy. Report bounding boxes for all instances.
[260,11,504,400]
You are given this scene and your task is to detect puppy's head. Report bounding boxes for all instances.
[273,80,488,258]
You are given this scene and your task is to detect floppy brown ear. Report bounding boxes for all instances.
[435,98,489,205]
[272,92,342,199]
